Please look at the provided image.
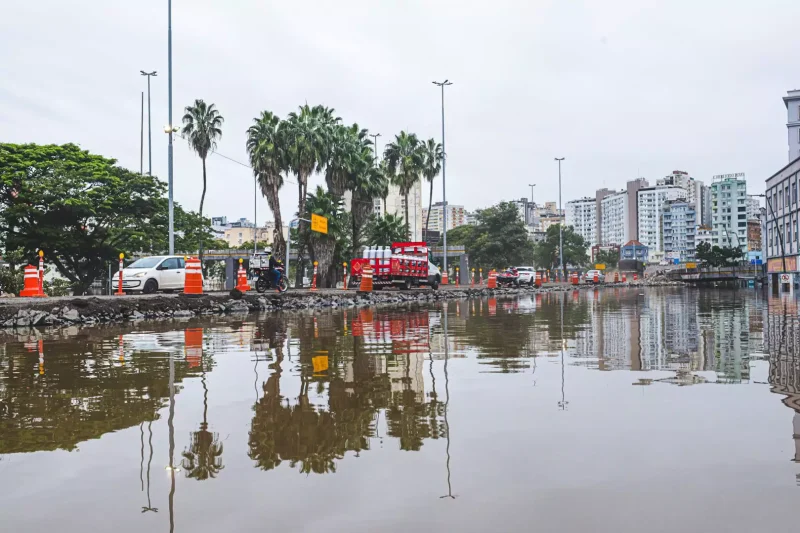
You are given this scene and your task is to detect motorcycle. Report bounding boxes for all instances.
[254,265,288,293]
[496,268,521,288]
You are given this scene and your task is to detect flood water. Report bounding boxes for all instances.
[1,288,799,532]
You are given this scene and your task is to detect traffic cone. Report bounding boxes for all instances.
[455,268,460,287]
[633,273,638,281]
[571,272,579,286]
[594,272,599,284]
[442,269,449,285]
[359,264,373,292]
[470,268,475,287]
[622,273,627,283]
[487,270,497,289]
[184,328,203,368]
[343,262,348,290]
[21,265,44,297]
[236,260,251,292]
[183,257,203,295]
[535,271,542,288]
[311,261,319,291]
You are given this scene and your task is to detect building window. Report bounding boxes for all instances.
[779,190,784,209]
[794,182,798,205]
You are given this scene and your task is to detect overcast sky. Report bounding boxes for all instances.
[2,0,797,223]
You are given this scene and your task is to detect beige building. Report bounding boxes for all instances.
[222,223,288,248]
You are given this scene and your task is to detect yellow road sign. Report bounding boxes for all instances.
[312,355,329,373]
[686,262,697,269]
[311,213,328,234]
[595,264,606,270]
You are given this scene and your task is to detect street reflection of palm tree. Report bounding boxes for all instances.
[181,373,224,480]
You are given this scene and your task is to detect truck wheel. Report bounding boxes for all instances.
[430,280,439,290]
[401,278,411,290]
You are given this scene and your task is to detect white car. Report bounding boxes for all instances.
[515,266,536,286]
[112,256,193,294]
[584,269,605,283]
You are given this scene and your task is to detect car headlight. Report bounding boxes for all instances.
[133,272,148,278]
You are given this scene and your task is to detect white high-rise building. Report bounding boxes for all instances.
[710,174,747,251]
[637,186,688,252]
[422,202,467,233]
[746,195,762,220]
[384,181,423,241]
[565,197,597,247]
[600,191,629,246]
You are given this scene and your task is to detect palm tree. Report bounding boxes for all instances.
[366,214,407,246]
[325,124,368,197]
[181,99,224,265]
[420,139,443,240]
[246,111,286,259]
[181,372,224,480]
[344,138,388,256]
[383,132,423,238]
[304,186,346,287]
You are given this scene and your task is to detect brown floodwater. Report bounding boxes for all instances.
[1,288,799,532]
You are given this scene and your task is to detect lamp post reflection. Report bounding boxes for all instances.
[440,303,455,499]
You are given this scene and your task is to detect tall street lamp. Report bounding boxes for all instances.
[528,183,536,225]
[370,133,381,165]
[555,158,565,274]
[433,80,453,275]
[140,71,157,176]
[167,0,175,255]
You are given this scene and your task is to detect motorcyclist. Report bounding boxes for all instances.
[268,252,283,288]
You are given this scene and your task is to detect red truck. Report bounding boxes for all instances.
[350,241,442,290]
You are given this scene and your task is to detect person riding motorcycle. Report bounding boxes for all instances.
[268,253,283,288]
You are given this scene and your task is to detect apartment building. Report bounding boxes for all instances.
[710,174,747,251]
[765,157,800,283]
[422,201,467,233]
[600,191,629,246]
[565,197,597,247]
[662,200,696,261]
[637,186,688,252]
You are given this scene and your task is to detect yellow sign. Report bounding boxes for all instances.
[312,355,329,373]
[686,262,697,269]
[311,213,328,234]
[595,264,606,270]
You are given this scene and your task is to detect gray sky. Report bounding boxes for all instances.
[2,0,797,223]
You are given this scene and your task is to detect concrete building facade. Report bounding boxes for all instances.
[662,200,696,261]
[765,157,800,284]
[710,174,747,251]
[637,186,688,252]
[625,178,649,241]
[565,197,597,248]
[600,191,629,246]
[784,90,800,162]
[422,201,467,233]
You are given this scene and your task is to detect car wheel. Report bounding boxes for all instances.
[142,279,158,294]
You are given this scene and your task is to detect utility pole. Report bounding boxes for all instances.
[167,0,175,255]
[140,91,144,176]
[433,80,453,274]
[140,71,157,175]
[528,183,536,225]
[555,158,565,274]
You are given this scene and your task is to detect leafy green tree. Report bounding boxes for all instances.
[468,203,534,269]
[247,110,287,259]
[365,214,407,246]
[533,224,589,271]
[419,138,443,238]
[695,241,713,265]
[594,248,619,269]
[384,131,423,237]
[439,224,476,247]
[181,100,224,265]
[0,144,166,294]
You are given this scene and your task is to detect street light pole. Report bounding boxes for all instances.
[167,0,175,255]
[370,133,381,166]
[140,71,157,175]
[528,183,536,225]
[433,80,453,275]
[555,158,565,274]
[140,91,144,176]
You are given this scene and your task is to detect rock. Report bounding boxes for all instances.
[62,309,81,322]
[172,310,193,318]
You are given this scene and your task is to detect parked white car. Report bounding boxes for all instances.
[584,269,605,283]
[112,256,193,294]
[515,266,536,286]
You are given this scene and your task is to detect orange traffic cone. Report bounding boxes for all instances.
[622,273,627,282]
[21,265,44,297]
[614,271,619,283]
[442,269,449,285]
[311,261,319,291]
[571,272,579,286]
[594,272,599,284]
[479,269,483,285]
[535,271,542,288]
[359,264,373,292]
[236,259,251,292]
[487,270,497,289]
[183,257,203,295]
[470,268,475,287]
[184,328,203,368]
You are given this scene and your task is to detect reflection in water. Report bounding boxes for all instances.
[5,289,800,529]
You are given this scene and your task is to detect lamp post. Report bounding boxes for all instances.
[528,183,536,224]
[433,80,452,274]
[555,158,565,274]
[167,0,175,255]
[140,71,157,175]
[370,133,381,165]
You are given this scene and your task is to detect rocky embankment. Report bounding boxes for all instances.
[0,280,682,329]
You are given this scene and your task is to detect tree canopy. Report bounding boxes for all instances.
[532,224,589,270]
[0,143,213,294]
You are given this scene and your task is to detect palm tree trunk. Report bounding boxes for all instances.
[404,192,410,239]
[199,157,207,266]
[425,179,434,242]
[265,181,285,260]
[383,196,387,215]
